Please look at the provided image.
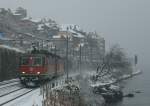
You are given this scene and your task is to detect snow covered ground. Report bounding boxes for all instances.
[4,88,42,106]
[0,79,19,85]
[0,82,20,89]
[0,69,141,106]
[7,70,138,106]
[90,69,142,88]
[0,79,41,106]
[1,73,80,106]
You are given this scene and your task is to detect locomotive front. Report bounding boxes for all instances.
[19,54,47,85]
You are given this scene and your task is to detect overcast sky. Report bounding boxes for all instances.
[0,0,150,69]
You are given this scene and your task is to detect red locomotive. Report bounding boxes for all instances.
[19,50,65,86]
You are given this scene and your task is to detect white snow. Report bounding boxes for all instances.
[30,19,41,23]
[0,73,80,106]
[25,33,35,37]
[0,70,141,106]
[45,23,50,27]
[0,88,32,105]
[60,24,84,38]
[90,69,142,88]
[0,82,20,89]
[74,33,84,38]
[0,79,19,85]
[21,17,30,21]
[37,24,44,30]
[60,24,81,31]
[109,85,120,91]
[0,45,25,53]
[4,89,42,106]
[53,35,61,39]
[13,13,21,16]
[90,80,116,87]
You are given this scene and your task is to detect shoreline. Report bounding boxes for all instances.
[91,69,142,106]
[91,69,142,89]
[117,69,142,82]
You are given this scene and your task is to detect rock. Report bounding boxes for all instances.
[92,84,123,103]
[135,90,142,93]
[124,93,134,97]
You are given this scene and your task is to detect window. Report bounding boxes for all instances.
[21,56,44,66]
[33,57,42,66]
[21,57,29,65]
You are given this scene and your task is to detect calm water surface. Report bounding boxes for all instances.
[109,69,150,106]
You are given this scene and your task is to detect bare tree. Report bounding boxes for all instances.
[95,44,132,80]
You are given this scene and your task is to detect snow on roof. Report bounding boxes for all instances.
[21,17,30,21]
[53,35,61,39]
[73,32,84,38]
[37,24,44,30]
[45,22,58,28]
[13,13,21,16]
[60,24,81,31]
[60,24,84,38]
[25,33,35,37]
[45,23,50,27]
[30,19,41,23]
[0,45,25,53]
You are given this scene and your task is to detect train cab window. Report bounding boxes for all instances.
[33,57,42,66]
[21,57,29,65]
[42,57,47,65]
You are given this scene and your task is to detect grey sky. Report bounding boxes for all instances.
[0,0,150,69]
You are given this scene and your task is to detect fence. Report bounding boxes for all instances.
[40,76,84,106]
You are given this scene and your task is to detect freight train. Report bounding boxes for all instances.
[19,50,65,86]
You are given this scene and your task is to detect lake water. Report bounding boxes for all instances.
[108,69,150,106]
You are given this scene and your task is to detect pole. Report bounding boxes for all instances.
[55,46,57,75]
[66,34,69,81]
[79,45,81,75]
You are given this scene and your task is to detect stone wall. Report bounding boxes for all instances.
[0,47,21,81]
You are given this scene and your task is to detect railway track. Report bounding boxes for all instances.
[0,80,24,98]
[0,79,19,86]
[0,87,24,97]
[0,79,35,106]
[0,83,21,89]
[0,88,35,106]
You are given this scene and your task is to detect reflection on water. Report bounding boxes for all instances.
[107,70,150,106]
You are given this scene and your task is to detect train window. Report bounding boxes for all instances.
[33,57,42,66]
[21,57,29,65]
[42,57,47,65]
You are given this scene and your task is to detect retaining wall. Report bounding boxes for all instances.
[0,47,22,81]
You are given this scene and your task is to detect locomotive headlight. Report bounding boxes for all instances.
[22,72,25,74]
[37,72,40,74]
